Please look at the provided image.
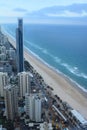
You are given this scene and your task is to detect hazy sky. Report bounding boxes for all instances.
[0,0,87,24]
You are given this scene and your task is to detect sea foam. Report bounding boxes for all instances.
[61,63,87,79]
[24,45,87,93]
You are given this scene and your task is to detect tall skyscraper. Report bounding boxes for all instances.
[4,85,18,120]
[0,72,8,97]
[16,19,24,72]
[18,71,32,97]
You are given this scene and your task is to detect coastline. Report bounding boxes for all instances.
[25,46,87,97]
[3,27,87,94]
[3,30,87,119]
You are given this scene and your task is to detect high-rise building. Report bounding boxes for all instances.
[25,94,42,122]
[16,19,24,72]
[0,72,8,97]
[4,85,18,120]
[35,96,41,122]
[25,93,35,121]
[0,53,6,61]
[18,71,32,97]
[9,48,16,59]
[1,46,6,54]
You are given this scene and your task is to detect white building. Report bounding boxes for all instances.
[0,67,3,72]
[8,48,15,59]
[0,34,8,46]
[35,96,41,122]
[1,46,6,54]
[3,35,8,45]
[40,122,53,130]
[0,125,7,130]
[71,109,87,126]
[6,48,16,59]
[3,63,12,75]
[4,85,18,120]
[0,125,2,130]
[18,71,32,97]
[25,94,42,122]
[25,94,35,121]
[0,72,8,97]
[0,53,6,61]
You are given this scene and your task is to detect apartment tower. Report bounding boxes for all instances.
[18,71,32,97]
[0,72,8,97]
[4,85,18,120]
[25,94,42,122]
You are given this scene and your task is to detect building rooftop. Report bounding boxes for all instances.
[71,109,87,125]
[18,71,33,77]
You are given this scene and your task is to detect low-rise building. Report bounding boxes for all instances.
[40,122,53,130]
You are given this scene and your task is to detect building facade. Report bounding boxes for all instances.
[0,72,8,97]
[25,94,42,122]
[1,46,6,54]
[18,71,31,97]
[4,85,18,120]
[16,19,24,72]
[25,94,35,121]
[35,96,41,122]
[9,48,16,59]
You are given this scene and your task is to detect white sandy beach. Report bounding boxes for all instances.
[7,33,87,119]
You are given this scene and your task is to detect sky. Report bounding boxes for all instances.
[0,0,87,24]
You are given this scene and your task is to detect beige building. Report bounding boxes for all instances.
[1,46,6,54]
[4,85,18,120]
[18,71,32,97]
[25,93,41,122]
[0,72,8,97]
[35,96,41,122]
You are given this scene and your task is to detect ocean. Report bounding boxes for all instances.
[2,24,87,92]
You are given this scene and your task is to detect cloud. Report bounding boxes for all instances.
[26,3,87,18]
[24,3,87,25]
[47,10,87,18]
[13,8,28,12]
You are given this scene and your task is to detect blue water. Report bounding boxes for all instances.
[2,24,87,91]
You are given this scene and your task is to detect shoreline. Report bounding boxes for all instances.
[4,28,87,94]
[24,49,87,119]
[2,29,87,119]
[3,28,87,94]
[24,46,87,97]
